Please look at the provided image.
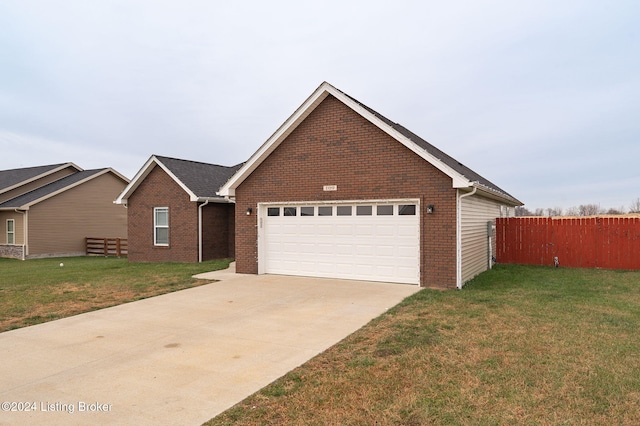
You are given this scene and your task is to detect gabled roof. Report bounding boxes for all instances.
[0,163,82,195]
[115,155,243,205]
[218,82,522,206]
[0,168,128,210]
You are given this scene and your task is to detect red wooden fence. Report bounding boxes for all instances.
[496,217,640,269]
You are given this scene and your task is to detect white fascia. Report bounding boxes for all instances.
[115,155,198,204]
[218,81,474,197]
[218,86,331,198]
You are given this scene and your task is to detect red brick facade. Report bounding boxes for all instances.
[201,202,235,260]
[127,166,234,262]
[234,95,458,288]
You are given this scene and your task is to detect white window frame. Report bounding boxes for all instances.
[6,219,15,245]
[154,207,169,246]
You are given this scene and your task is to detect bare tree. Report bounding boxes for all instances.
[606,206,626,215]
[533,208,545,216]
[515,206,533,216]
[546,207,563,217]
[565,206,579,216]
[630,198,640,213]
[578,204,604,216]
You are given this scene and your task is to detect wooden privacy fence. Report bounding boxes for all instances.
[496,217,640,269]
[86,237,128,257]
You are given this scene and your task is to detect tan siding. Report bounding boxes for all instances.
[0,211,25,245]
[27,172,127,256]
[460,194,502,283]
[0,167,77,203]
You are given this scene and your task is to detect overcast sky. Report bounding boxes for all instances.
[1,1,638,211]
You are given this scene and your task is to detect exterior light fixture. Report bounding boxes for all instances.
[427,205,434,214]
[246,207,252,216]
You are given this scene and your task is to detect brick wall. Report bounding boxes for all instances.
[127,166,199,262]
[234,95,458,288]
[201,203,235,260]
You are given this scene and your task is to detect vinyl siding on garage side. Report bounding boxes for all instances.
[460,194,503,283]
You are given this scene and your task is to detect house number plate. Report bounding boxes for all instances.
[323,185,337,191]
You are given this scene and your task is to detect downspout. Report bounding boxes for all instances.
[14,209,27,261]
[198,200,210,263]
[456,186,478,289]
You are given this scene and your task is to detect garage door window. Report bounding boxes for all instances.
[284,207,297,216]
[377,205,393,215]
[301,207,314,216]
[399,204,417,215]
[356,205,372,215]
[318,206,332,216]
[337,206,352,216]
[267,207,280,216]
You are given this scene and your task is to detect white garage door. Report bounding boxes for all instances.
[260,201,419,284]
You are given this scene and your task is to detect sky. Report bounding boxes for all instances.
[1,0,638,211]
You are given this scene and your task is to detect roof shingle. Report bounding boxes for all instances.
[155,156,243,199]
[0,169,106,209]
[0,163,69,193]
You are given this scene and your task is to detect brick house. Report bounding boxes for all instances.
[0,163,128,259]
[115,155,241,262]
[218,82,522,289]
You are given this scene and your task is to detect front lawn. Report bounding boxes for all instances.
[208,265,640,425]
[0,256,232,332]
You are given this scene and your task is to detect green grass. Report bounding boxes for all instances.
[207,265,640,425]
[0,256,232,332]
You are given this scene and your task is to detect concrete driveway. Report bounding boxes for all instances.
[0,264,420,425]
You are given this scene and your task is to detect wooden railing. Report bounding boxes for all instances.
[86,237,128,257]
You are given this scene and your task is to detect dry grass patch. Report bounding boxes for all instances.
[0,256,233,332]
[208,265,640,425]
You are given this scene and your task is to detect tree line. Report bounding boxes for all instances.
[515,198,640,217]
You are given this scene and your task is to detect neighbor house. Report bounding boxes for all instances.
[0,163,129,259]
[218,82,522,289]
[115,155,242,263]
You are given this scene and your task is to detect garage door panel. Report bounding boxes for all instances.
[316,243,334,254]
[397,225,417,236]
[298,243,316,254]
[356,225,374,235]
[376,225,396,237]
[375,246,396,259]
[316,224,334,235]
[282,224,298,235]
[356,244,374,256]
[262,201,419,285]
[395,246,417,258]
[334,243,354,255]
[375,265,395,277]
[298,224,317,235]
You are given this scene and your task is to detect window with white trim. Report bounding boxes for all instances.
[6,219,15,245]
[154,207,169,246]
